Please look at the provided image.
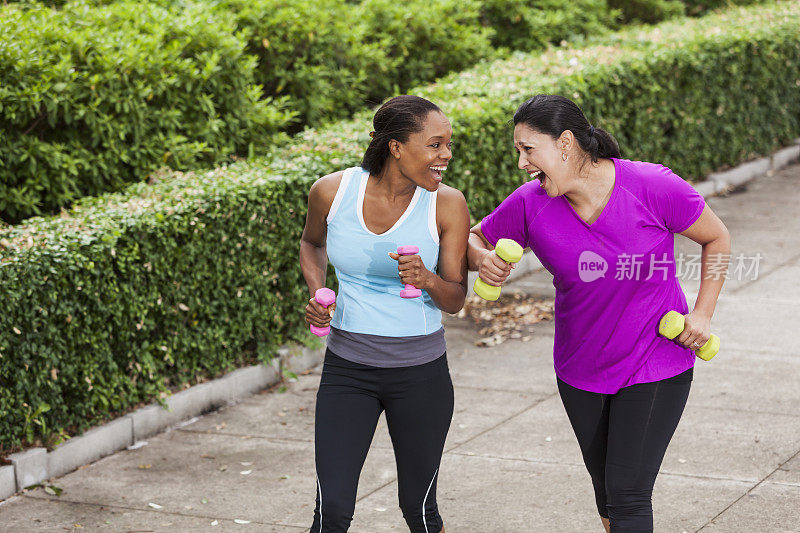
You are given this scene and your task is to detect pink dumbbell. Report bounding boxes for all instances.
[310,287,336,337]
[396,245,422,298]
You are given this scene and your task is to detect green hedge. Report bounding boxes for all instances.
[681,0,766,15]
[213,0,496,127]
[284,1,800,217]
[5,0,767,223]
[125,0,619,128]
[0,0,292,224]
[0,166,319,452]
[1,1,798,453]
[609,0,767,22]
[354,0,495,104]
[480,0,617,50]
[609,0,686,24]
[210,0,388,128]
[0,0,625,222]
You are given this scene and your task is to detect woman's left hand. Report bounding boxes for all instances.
[388,252,433,290]
[676,311,712,351]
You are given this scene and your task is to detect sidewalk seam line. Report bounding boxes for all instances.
[729,251,800,295]
[20,494,307,528]
[695,446,800,532]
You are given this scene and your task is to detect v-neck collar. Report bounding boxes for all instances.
[357,169,421,236]
[562,158,619,229]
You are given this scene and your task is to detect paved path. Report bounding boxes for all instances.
[2,164,799,532]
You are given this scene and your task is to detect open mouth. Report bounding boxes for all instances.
[529,169,547,186]
[429,165,447,182]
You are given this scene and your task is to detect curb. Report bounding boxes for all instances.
[0,346,321,501]
[0,465,15,501]
[695,140,800,197]
[2,140,798,502]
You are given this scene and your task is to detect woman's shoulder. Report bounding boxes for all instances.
[614,158,699,213]
[311,168,346,193]
[615,158,678,184]
[309,169,349,212]
[434,184,468,228]
[435,183,466,205]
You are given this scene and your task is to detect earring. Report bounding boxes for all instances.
[562,152,568,162]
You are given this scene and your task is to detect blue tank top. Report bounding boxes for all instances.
[326,167,443,337]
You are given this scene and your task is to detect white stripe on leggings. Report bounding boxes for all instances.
[317,475,323,533]
[422,468,439,533]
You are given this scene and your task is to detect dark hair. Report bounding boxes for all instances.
[361,95,442,175]
[513,94,620,163]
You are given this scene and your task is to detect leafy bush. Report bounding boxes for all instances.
[0,164,324,453]
[479,0,618,50]
[0,0,293,223]
[354,0,494,101]
[211,0,386,128]
[0,0,625,222]
[1,1,798,452]
[681,0,765,16]
[609,0,686,24]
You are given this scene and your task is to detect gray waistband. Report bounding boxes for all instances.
[326,327,446,368]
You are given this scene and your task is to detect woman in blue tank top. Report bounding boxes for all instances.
[299,95,470,532]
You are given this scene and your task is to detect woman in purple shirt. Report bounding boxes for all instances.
[467,95,731,532]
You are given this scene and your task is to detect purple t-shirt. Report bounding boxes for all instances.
[481,158,706,394]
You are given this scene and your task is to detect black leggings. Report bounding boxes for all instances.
[311,349,454,533]
[557,368,693,533]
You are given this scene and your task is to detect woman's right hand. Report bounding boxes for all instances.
[477,250,515,287]
[305,298,336,329]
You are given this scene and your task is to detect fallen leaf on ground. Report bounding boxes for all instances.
[458,293,554,347]
[43,485,62,496]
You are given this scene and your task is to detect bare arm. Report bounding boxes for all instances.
[389,186,470,314]
[467,221,514,286]
[675,204,731,348]
[428,186,470,313]
[299,171,342,327]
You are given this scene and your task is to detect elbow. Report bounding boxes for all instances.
[443,288,468,314]
[700,225,731,251]
[443,304,464,315]
[713,227,732,251]
[445,301,465,315]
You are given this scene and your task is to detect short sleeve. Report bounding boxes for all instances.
[479,184,529,249]
[650,165,706,233]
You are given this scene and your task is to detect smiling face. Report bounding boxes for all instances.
[392,111,453,192]
[513,123,571,197]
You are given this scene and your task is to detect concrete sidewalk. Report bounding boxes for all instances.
[2,164,800,532]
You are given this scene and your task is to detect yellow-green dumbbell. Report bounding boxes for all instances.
[658,310,720,361]
[473,238,524,301]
